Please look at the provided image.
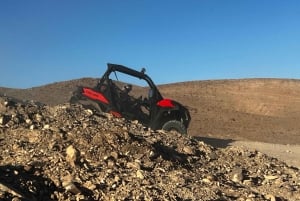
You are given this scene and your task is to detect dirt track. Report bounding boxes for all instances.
[232,141,300,168]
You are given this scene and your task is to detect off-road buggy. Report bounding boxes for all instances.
[70,63,191,134]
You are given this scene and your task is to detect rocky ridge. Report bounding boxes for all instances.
[0,96,299,200]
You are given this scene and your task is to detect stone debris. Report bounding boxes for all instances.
[0,95,299,200]
[65,145,80,167]
[230,167,244,183]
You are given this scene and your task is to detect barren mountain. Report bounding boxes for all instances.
[1,78,300,145]
[1,78,300,200]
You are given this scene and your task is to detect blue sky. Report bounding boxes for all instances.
[1,0,300,88]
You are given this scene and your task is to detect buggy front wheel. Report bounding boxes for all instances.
[162,120,187,135]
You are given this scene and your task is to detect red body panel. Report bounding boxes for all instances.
[82,88,109,104]
[157,99,175,108]
[109,111,122,118]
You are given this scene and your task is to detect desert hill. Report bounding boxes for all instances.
[1,78,300,145]
[1,93,299,200]
[1,79,300,200]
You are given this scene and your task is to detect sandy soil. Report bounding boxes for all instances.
[231,141,300,169]
[194,136,300,169]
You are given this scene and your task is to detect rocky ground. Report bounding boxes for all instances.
[0,96,300,200]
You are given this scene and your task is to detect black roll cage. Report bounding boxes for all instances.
[99,63,163,101]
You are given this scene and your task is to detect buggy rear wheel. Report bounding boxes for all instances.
[70,94,104,115]
[162,120,187,135]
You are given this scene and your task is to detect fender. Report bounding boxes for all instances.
[150,99,190,130]
[157,99,175,108]
[82,87,109,104]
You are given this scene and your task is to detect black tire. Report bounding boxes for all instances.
[162,120,187,134]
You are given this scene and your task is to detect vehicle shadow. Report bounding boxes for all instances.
[0,164,57,201]
[193,136,235,148]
